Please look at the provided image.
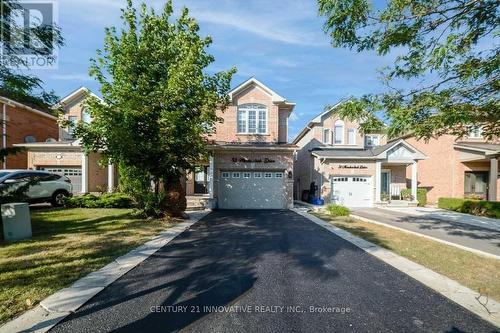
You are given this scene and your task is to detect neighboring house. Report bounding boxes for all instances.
[16,87,117,194]
[292,105,426,208]
[404,131,499,204]
[0,96,59,169]
[185,77,296,209]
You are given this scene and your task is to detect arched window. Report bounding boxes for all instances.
[237,104,267,134]
[334,120,344,144]
[81,108,92,123]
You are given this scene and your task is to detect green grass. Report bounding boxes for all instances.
[0,208,178,324]
[313,212,500,302]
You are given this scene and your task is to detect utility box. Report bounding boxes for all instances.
[1,203,32,242]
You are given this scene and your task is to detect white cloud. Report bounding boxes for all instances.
[194,10,326,47]
[50,73,93,82]
[289,112,300,121]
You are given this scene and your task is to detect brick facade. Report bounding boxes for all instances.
[1,100,59,169]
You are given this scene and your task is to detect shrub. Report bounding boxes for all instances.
[416,188,427,207]
[66,193,134,209]
[326,204,350,216]
[400,189,413,201]
[438,197,500,218]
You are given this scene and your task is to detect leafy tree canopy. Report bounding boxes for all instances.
[75,0,235,214]
[318,0,499,140]
[0,0,63,110]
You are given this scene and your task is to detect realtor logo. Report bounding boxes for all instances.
[1,0,59,69]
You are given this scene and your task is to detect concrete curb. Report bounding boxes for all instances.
[350,214,500,260]
[292,208,500,328]
[0,210,211,333]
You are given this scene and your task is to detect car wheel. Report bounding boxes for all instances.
[51,190,69,207]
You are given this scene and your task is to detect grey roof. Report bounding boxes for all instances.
[455,142,500,153]
[311,141,399,159]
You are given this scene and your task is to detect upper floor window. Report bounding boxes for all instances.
[347,129,356,145]
[237,104,267,134]
[68,116,78,136]
[323,129,331,144]
[81,108,92,124]
[334,120,344,144]
[468,126,483,139]
[365,135,380,147]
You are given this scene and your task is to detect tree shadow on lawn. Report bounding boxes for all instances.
[51,210,356,333]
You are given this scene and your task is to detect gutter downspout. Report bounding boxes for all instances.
[2,103,6,169]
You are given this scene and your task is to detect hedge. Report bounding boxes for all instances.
[438,197,500,218]
[65,193,135,209]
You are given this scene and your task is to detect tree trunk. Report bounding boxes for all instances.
[162,178,187,218]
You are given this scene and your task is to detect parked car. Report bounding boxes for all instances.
[0,170,73,207]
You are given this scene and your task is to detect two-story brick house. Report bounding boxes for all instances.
[185,77,296,209]
[293,104,426,208]
[17,87,117,194]
[1,96,59,169]
[404,131,499,204]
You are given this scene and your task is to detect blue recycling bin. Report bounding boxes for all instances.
[311,198,325,206]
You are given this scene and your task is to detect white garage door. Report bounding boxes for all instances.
[331,176,373,207]
[41,167,82,194]
[219,171,286,209]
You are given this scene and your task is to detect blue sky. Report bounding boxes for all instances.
[32,0,398,141]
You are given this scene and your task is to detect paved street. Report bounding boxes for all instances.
[351,208,500,257]
[50,210,497,333]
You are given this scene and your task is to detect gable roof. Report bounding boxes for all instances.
[311,139,426,160]
[454,142,500,156]
[292,101,345,144]
[228,77,295,106]
[56,87,102,108]
[0,95,58,120]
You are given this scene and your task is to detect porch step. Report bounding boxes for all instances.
[186,196,209,210]
[386,200,418,207]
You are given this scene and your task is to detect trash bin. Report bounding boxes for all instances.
[1,203,32,242]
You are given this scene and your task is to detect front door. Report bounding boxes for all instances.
[194,167,208,194]
[464,171,489,199]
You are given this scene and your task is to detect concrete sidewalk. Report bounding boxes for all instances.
[351,208,500,257]
[382,207,500,232]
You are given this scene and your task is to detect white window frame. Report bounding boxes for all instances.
[221,172,230,179]
[237,104,268,135]
[323,128,331,144]
[243,172,251,179]
[68,116,78,136]
[81,108,92,124]
[365,135,380,147]
[275,172,284,178]
[347,128,356,145]
[264,172,273,179]
[232,172,240,178]
[468,126,483,139]
[334,120,344,144]
[254,172,262,178]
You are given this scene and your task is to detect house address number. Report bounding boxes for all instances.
[338,165,368,169]
[232,157,276,163]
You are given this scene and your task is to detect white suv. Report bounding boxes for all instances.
[0,170,73,207]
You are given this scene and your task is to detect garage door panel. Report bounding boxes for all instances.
[219,171,285,209]
[331,176,372,208]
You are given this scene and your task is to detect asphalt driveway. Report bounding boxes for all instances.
[50,210,497,332]
[351,208,500,257]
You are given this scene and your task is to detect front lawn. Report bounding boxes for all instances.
[313,212,500,302]
[0,208,178,324]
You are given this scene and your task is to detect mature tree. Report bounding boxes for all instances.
[0,0,63,109]
[318,0,499,140]
[76,0,235,217]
